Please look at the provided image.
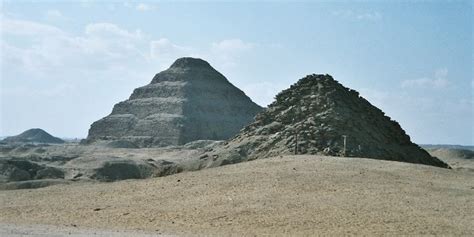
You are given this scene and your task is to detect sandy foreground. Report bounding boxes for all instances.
[1,155,473,236]
[0,223,168,237]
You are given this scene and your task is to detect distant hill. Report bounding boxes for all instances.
[422,145,474,170]
[425,148,473,160]
[421,144,474,151]
[2,129,65,144]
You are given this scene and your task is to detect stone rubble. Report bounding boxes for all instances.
[206,74,450,168]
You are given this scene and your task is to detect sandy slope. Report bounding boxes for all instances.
[1,155,473,236]
[425,148,474,170]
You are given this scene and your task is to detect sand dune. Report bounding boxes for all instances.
[1,155,473,236]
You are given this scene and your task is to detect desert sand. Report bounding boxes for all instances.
[425,147,474,171]
[0,223,167,237]
[1,155,473,236]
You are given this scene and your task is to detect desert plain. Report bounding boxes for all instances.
[1,155,473,236]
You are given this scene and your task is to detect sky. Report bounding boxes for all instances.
[0,0,472,145]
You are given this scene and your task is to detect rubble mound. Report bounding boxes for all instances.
[207,74,449,168]
[85,57,262,147]
[2,129,64,144]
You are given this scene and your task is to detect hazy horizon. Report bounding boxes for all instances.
[1,1,472,145]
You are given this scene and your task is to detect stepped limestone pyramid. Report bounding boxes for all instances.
[207,74,449,168]
[3,128,64,144]
[85,57,262,147]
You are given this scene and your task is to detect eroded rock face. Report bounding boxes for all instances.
[86,57,262,147]
[206,74,450,168]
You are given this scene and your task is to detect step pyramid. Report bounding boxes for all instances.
[86,57,262,147]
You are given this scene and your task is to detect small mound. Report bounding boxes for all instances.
[90,159,181,182]
[3,129,64,144]
[92,160,151,181]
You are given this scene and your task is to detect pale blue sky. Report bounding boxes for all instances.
[1,0,472,145]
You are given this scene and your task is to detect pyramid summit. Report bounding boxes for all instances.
[207,74,449,168]
[86,57,262,147]
[168,57,212,69]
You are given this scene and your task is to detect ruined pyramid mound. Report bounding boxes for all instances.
[3,128,64,144]
[208,74,449,168]
[85,57,262,147]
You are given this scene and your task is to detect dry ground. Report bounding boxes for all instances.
[1,155,473,236]
[425,147,474,171]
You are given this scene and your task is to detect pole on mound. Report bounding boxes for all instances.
[342,135,347,157]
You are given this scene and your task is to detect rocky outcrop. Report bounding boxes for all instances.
[0,158,64,182]
[85,57,262,147]
[90,159,182,182]
[206,74,450,168]
[2,129,64,144]
[0,141,223,189]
